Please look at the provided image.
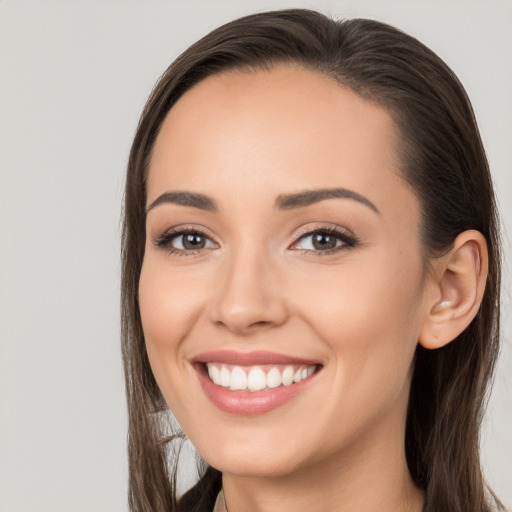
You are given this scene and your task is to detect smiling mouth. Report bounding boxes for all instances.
[204,363,318,392]
[192,351,322,414]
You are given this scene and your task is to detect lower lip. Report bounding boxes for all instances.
[194,365,319,415]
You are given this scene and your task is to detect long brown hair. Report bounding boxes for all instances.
[121,9,503,511]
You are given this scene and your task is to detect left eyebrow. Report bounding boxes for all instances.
[145,191,218,213]
[275,187,380,214]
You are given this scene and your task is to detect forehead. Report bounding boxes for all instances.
[147,64,417,224]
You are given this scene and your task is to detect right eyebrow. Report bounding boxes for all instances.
[275,187,380,214]
[145,191,218,214]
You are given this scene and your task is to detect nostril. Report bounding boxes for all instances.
[250,320,271,327]
[214,315,276,334]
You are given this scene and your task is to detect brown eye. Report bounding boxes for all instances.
[181,233,207,250]
[291,227,356,254]
[155,229,218,254]
[311,233,337,250]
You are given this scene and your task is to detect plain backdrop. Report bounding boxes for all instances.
[0,1,511,510]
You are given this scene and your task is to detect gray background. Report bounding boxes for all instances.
[0,1,510,510]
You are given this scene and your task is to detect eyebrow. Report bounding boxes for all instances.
[275,187,379,214]
[146,191,218,213]
[146,187,379,215]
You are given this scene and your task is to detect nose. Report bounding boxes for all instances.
[209,245,289,335]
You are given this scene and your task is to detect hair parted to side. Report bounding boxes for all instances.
[121,9,503,512]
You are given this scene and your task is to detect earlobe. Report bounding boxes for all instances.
[419,230,488,350]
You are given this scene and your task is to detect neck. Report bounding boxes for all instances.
[221,410,424,512]
[222,449,423,512]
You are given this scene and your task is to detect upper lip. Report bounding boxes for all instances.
[191,350,321,366]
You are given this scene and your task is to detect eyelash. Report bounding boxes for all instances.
[291,226,357,255]
[154,227,214,257]
[154,225,357,256]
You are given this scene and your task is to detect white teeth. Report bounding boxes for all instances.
[205,363,317,391]
[230,366,247,390]
[208,365,221,385]
[281,366,295,386]
[220,366,231,387]
[247,367,266,391]
[266,367,282,388]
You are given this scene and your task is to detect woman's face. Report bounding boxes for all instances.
[139,65,431,477]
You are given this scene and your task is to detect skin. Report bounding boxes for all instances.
[139,64,440,511]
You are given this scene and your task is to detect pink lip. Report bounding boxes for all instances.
[191,351,321,416]
[191,350,320,366]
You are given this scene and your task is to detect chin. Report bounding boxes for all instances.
[191,430,316,478]
[207,451,303,478]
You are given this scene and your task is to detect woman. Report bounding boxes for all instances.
[121,9,505,512]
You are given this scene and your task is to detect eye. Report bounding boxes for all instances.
[290,227,356,253]
[155,228,218,254]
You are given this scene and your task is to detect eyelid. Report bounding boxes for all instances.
[152,223,357,256]
[289,224,357,253]
[153,224,219,254]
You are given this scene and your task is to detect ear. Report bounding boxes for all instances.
[419,230,488,350]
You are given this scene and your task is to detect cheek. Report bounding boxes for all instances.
[138,256,206,387]
[139,249,214,331]
[290,251,424,396]
[292,251,423,336]
[288,260,424,458]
